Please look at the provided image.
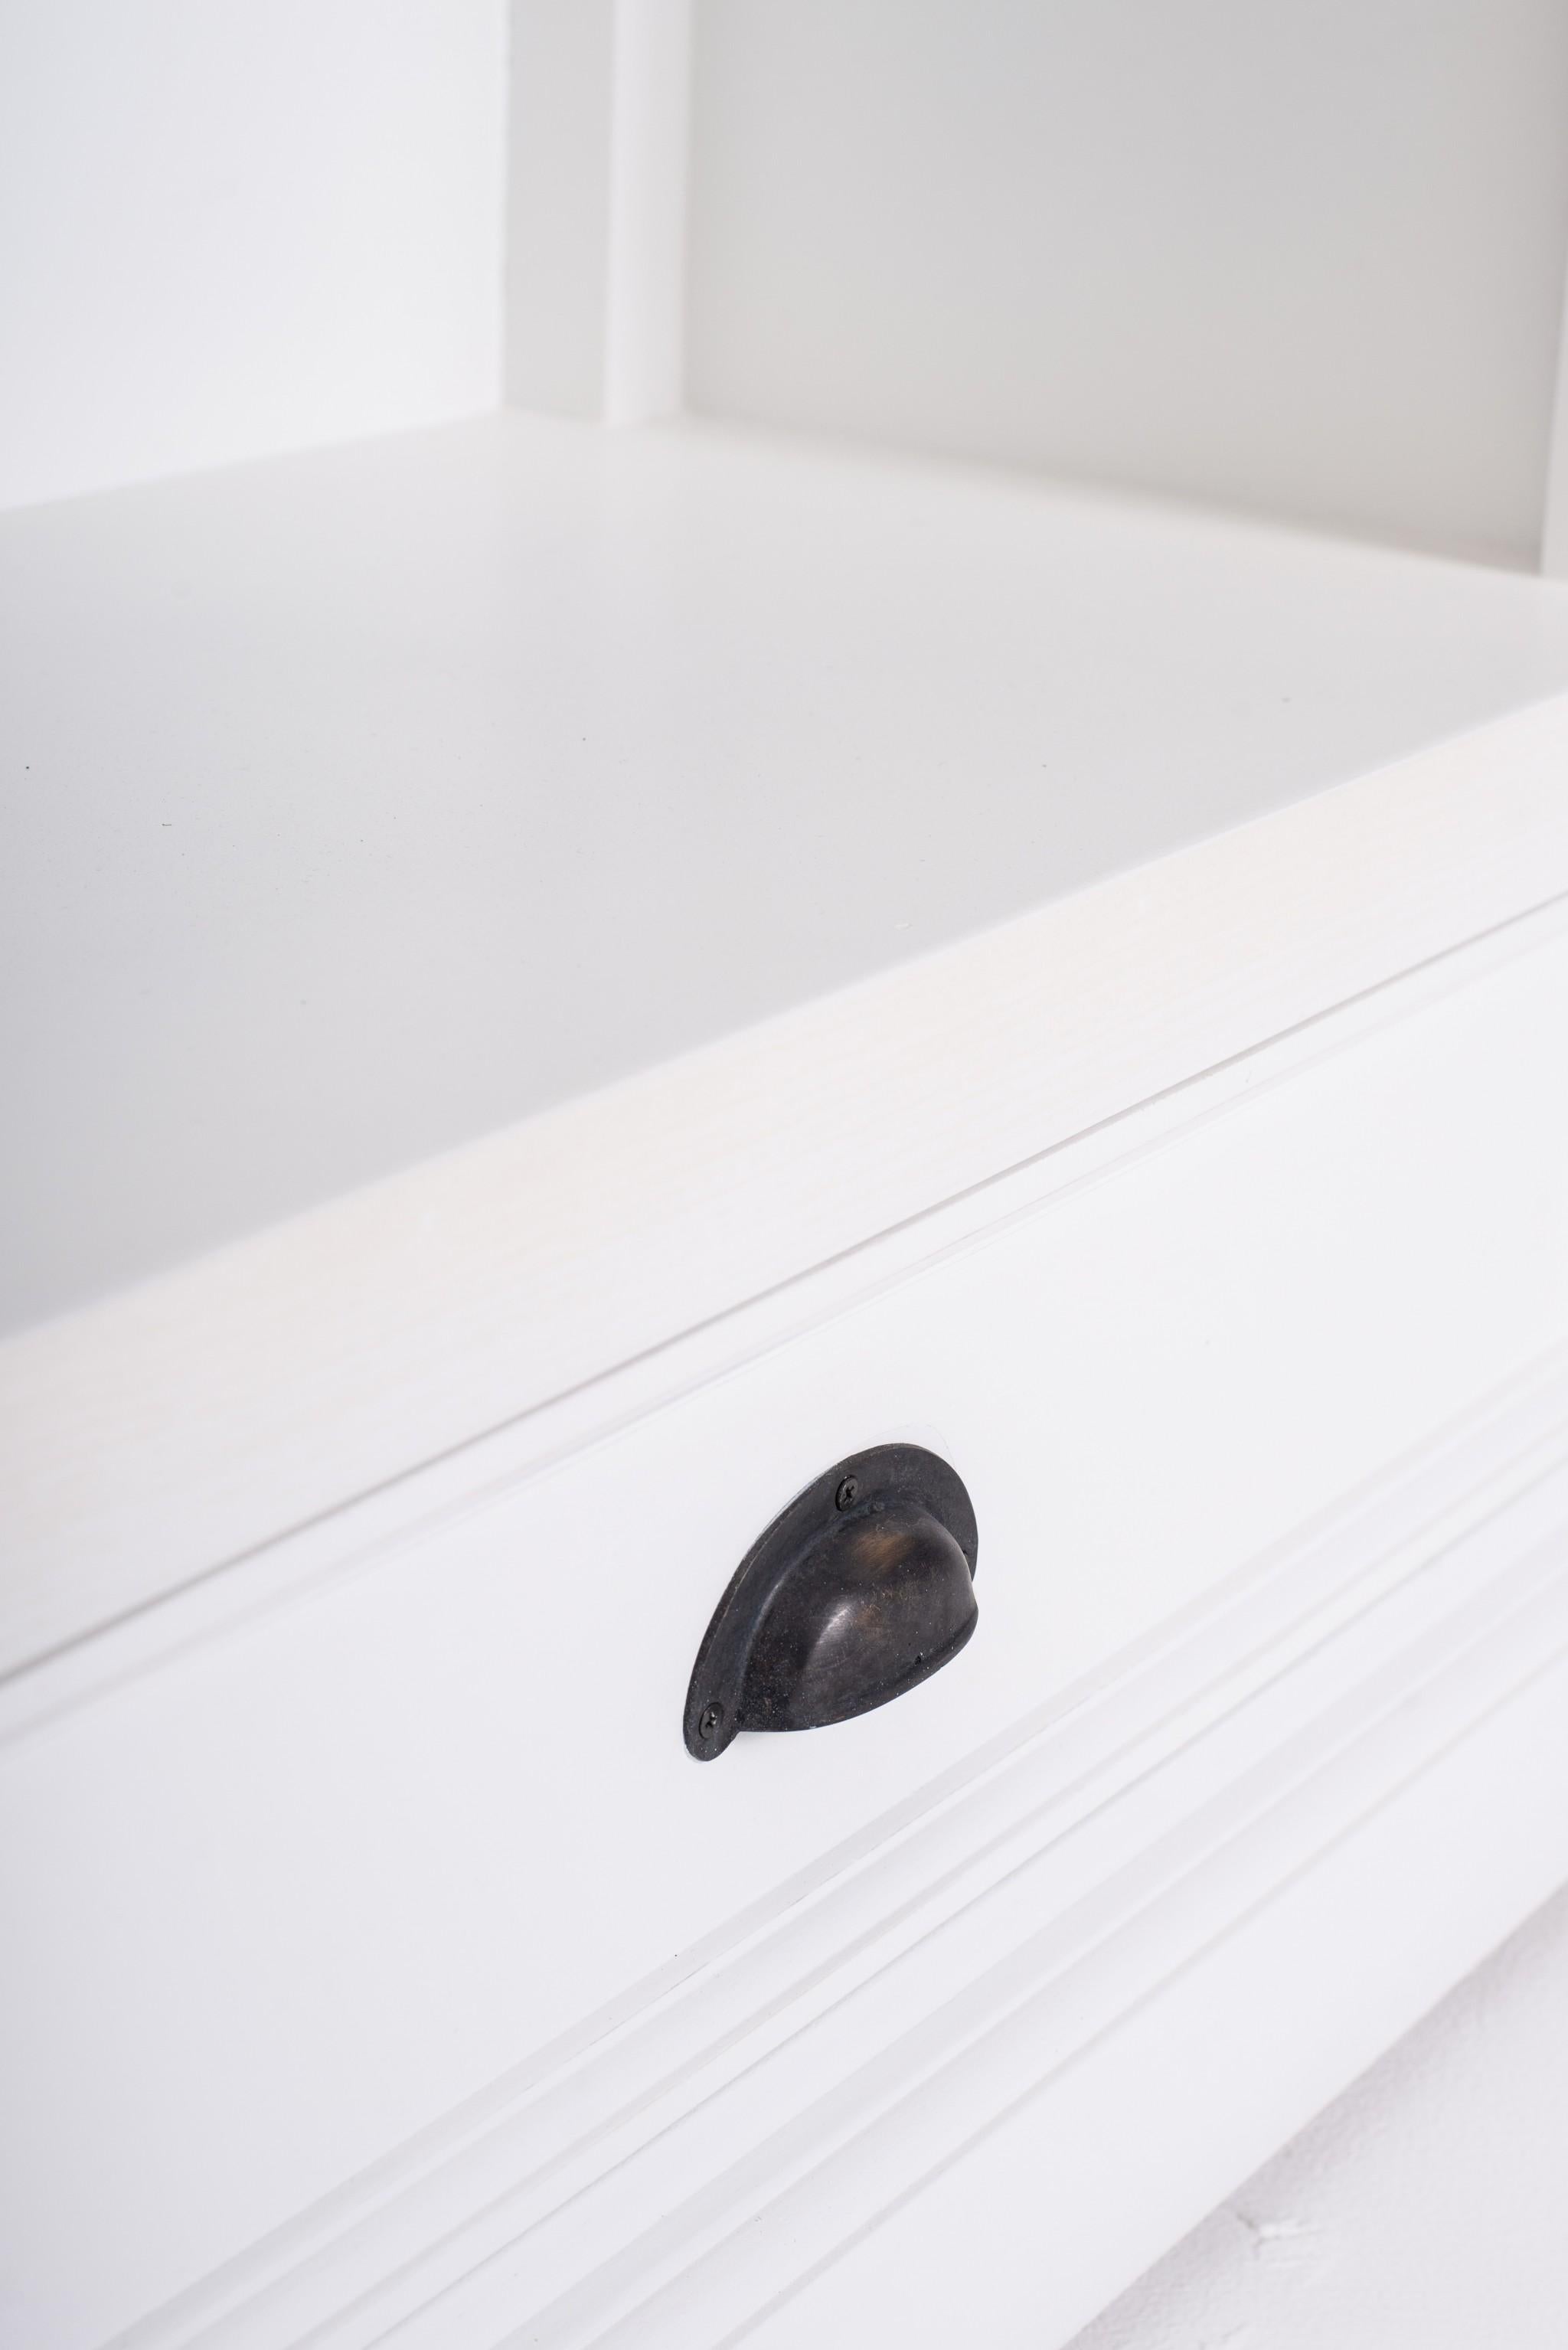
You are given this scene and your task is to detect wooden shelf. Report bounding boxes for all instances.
[5,412,1568,1666]
[8,410,1568,1333]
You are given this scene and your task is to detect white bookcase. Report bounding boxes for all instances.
[3,11,1568,2348]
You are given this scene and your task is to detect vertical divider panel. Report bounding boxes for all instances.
[505,0,692,423]
[1541,248,1568,577]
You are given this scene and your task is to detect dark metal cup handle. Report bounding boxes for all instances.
[684,1444,978,1761]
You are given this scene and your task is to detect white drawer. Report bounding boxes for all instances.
[4,919,1568,2348]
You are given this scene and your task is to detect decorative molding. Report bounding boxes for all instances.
[7,891,1568,1749]
[113,1346,1568,2349]
[5,552,1568,1678]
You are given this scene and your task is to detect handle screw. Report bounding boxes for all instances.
[698,1703,724,1741]
[835,1476,859,1512]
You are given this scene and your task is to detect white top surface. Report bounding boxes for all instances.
[6,410,1568,1338]
[8,413,1568,1668]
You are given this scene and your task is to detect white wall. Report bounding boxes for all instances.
[687,0,1568,567]
[0,1,507,511]
[1068,1881,1568,2350]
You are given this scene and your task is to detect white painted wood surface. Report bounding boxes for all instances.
[1068,1886,1568,2350]
[7,20,1568,2348]
[11,413,1568,1339]
[6,417,1568,1670]
[8,1,1568,573]
[505,0,692,422]
[2,918,1566,2345]
[688,0,1568,567]
[747,1493,1568,2350]
[116,1464,1568,2346]
[1541,232,1568,580]
[0,2,507,512]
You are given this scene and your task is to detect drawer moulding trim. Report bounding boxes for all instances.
[7,887,1568,1751]
[6,695,1568,1677]
[111,1342,1568,2350]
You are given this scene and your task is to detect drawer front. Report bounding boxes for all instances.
[3,925,1567,2347]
